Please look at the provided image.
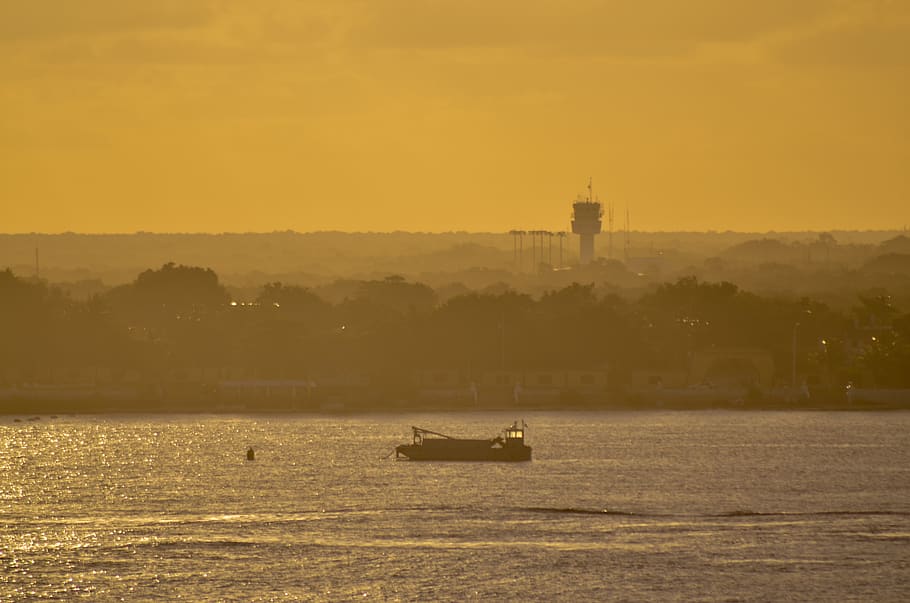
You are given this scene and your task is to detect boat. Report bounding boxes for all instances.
[395,421,532,462]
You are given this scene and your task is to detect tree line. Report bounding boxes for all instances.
[2,263,908,390]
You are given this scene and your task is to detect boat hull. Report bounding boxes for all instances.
[395,440,531,462]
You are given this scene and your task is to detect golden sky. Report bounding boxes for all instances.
[1,0,908,233]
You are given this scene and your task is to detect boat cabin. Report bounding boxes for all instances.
[504,422,525,444]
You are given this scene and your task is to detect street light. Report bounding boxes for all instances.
[821,338,829,388]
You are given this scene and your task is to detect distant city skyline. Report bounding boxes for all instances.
[2,1,908,233]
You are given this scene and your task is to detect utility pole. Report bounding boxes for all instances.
[547,232,553,266]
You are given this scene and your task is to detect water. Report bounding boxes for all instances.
[2,411,908,601]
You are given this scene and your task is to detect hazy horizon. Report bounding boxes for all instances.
[2,227,908,236]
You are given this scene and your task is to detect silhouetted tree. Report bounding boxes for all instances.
[355,275,437,315]
[106,262,228,321]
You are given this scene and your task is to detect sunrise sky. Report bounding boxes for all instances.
[1,1,907,233]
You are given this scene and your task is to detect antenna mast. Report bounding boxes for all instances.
[607,202,614,260]
[624,207,631,262]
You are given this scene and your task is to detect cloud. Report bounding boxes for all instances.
[774,20,910,68]
[0,0,215,41]
[0,1,843,60]
[352,0,840,58]
[0,0,352,71]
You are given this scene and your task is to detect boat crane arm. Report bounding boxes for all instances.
[411,426,455,439]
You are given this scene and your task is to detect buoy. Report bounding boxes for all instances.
[246,447,255,461]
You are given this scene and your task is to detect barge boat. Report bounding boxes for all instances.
[395,421,531,462]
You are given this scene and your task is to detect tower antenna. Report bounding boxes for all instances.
[608,201,614,260]
[624,206,631,262]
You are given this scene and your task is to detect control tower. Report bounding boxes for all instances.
[571,178,603,265]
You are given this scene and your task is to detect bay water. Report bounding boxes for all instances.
[2,411,908,601]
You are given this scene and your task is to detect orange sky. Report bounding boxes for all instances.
[1,1,908,233]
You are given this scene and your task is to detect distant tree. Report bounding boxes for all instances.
[861,254,910,276]
[423,290,534,370]
[894,313,910,339]
[312,279,362,305]
[96,264,231,373]
[355,276,437,315]
[879,235,910,255]
[481,281,513,296]
[0,269,59,369]
[0,268,49,314]
[0,269,134,375]
[134,262,228,310]
[858,322,910,388]
[257,282,331,322]
[105,262,229,323]
[636,276,845,377]
[536,284,642,370]
[852,293,897,329]
[703,257,726,272]
[434,282,472,303]
[241,317,312,378]
[722,238,798,264]
[538,282,597,314]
